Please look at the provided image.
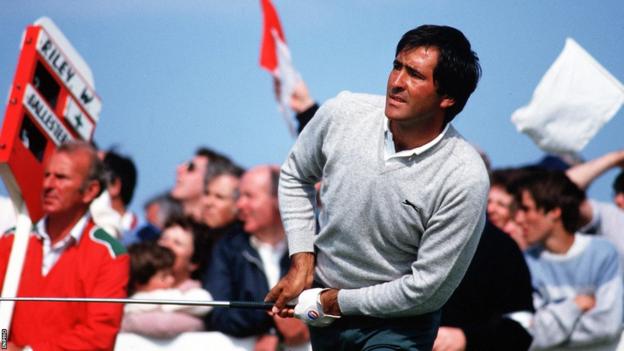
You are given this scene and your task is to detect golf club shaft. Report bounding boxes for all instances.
[0,297,279,310]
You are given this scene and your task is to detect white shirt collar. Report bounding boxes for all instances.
[35,213,90,248]
[249,235,287,253]
[384,119,450,160]
[35,213,90,275]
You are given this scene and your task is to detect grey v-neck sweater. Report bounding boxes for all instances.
[279,91,489,318]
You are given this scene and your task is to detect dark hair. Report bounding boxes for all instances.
[490,168,515,188]
[195,147,242,191]
[57,140,105,197]
[103,149,137,206]
[195,147,229,163]
[396,25,481,123]
[128,241,175,295]
[614,171,624,195]
[507,168,586,233]
[490,167,539,189]
[196,147,232,177]
[163,216,212,280]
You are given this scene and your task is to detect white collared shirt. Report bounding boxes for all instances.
[384,119,450,161]
[249,236,287,289]
[35,214,89,276]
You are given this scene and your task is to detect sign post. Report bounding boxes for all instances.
[0,17,101,334]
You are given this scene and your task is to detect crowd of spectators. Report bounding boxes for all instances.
[477,150,624,351]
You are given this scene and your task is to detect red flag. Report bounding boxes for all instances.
[259,0,300,136]
[260,0,285,74]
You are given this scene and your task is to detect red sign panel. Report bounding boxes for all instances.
[0,19,101,222]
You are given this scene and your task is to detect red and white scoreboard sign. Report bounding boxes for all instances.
[0,17,101,222]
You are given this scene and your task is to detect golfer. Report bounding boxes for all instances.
[266,24,490,350]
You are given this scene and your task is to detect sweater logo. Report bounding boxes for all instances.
[402,199,421,214]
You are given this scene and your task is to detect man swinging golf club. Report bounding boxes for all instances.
[267,24,489,350]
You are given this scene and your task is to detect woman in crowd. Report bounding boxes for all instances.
[488,168,528,250]
[121,217,213,339]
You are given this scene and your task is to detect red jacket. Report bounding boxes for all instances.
[0,218,129,351]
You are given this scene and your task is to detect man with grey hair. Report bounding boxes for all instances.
[204,165,309,350]
[0,141,129,350]
[200,162,244,230]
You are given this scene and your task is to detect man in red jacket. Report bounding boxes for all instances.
[0,141,129,351]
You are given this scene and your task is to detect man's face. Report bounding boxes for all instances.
[385,46,454,124]
[514,191,556,247]
[201,174,239,229]
[236,169,280,235]
[171,155,207,201]
[42,151,95,216]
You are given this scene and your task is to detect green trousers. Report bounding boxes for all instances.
[309,310,441,351]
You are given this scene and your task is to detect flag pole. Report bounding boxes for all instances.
[0,195,32,334]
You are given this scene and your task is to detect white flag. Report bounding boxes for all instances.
[259,0,300,136]
[511,38,624,154]
[273,30,300,119]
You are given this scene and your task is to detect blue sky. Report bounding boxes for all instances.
[1,1,623,215]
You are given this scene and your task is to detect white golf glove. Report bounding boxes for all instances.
[293,288,341,327]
